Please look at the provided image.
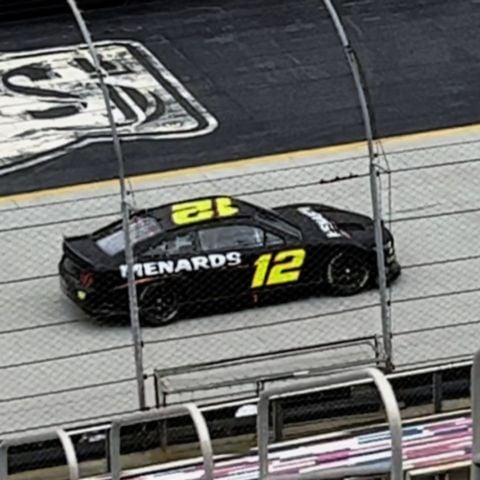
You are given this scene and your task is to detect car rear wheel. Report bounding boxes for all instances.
[140,286,179,326]
[326,251,371,295]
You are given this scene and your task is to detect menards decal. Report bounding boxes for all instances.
[119,252,241,278]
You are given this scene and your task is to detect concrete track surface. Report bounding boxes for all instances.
[1,126,480,436]
[1,0,480,194]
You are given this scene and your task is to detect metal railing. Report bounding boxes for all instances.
[154,335,382,407]
[0,403,214,480]
[109,403,214,480]
[257,367,403,480]
[0,429,79,480]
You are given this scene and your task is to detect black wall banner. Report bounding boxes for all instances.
[0,0,154,21]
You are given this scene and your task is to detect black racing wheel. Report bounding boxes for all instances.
[325,250,371,295]
[140,285,179,326]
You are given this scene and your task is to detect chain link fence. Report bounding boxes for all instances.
[0,188,141,437]
[0,146,388,435]
[0,0,390,438]
[380,138,480,367]
[0,1,478,469]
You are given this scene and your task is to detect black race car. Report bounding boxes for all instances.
[59,196,400,325]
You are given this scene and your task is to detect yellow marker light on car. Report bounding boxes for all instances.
[77,290,87,301]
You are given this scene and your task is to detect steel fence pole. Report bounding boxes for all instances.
[320,0,392,368]
[471,349,480,480]
[66,0,146,408]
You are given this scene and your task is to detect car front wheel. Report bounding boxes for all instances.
[325,250,371,295]
[140,286,179,326]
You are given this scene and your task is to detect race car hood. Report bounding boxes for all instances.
[274,203,377,247]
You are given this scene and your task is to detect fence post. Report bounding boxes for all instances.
[272,400,284,442]
[257,368,402,480]
[66,0,146,409]
[320,0,392,369]
[471,349,480,480]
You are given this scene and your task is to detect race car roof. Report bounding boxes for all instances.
[147,195,256,231]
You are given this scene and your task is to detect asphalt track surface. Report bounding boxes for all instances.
[1,0,480,437]
[0,0,479,194]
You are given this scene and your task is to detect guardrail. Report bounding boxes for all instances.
[154,336,382,407]
[256,368,402,480]
[0,403,214,480]
[0,368,403,480]
[109,404,213,480]
[2,359,472,475]
[0,429,80,480]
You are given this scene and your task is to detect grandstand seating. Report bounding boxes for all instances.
[102,413,471,480]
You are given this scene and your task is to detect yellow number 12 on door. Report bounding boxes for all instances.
[251,249,306,288]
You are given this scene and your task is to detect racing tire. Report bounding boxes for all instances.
[325,250,371,296]
[140,286,179,326]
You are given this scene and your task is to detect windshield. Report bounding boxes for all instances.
[256,209,302,240]
[96,216,162,256]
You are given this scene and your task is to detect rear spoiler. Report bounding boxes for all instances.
[62,236,99,267]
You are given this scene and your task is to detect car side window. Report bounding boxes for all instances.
[198,225,265,251]
[265,231,284,246]
[145,232,197,256]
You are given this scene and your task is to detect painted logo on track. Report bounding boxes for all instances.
[0,40,217,175]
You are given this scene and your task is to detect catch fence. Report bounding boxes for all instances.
[0,0,478,457]
[0,143,386,436]
[379,139,480,368]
